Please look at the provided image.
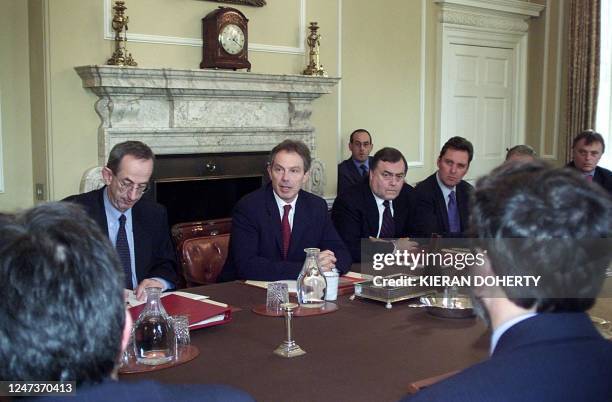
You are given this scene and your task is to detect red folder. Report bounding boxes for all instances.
[129,294,232,330]
[338,275,366,296]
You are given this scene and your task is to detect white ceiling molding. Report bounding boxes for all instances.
[103,0,306,55]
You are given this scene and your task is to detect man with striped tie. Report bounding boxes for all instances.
[65,141,178,300]
[332,147,418,263]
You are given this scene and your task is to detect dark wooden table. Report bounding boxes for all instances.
[121,281,489,402]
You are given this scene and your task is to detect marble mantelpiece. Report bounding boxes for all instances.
[74,65,340,195]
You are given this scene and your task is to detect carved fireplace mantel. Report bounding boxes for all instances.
[74,65,340,195]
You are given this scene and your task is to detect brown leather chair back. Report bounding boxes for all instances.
[181,233,230,286]
[172,218,232,251]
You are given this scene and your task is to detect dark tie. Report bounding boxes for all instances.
[116,214,133,289]
[447,191,461,233]
[379,200,395,238]
[281,205,292,260]
[360,164,368,176]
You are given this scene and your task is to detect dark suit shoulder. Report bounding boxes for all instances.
[63,187,104,205]
[415,173,438,193]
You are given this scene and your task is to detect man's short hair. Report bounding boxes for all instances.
[505,144,537,161]
[0,203,125,384]
[106,141,155,175]
[268,139,312,172]
[471,161,612,312]
[349,129,372,144]
[370,147,408,174]
[439,136,474,163]
[572,129,606,153]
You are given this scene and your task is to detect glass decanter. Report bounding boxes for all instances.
[297,248,327,308]
[133,287,176,365]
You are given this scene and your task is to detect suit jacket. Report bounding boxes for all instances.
[413,173,473,237]
[331,182,417,262]
[41,379,254,402]
[567,161,612,194]
[403,312,612,402]
[64,187,178,287]
[221,183,351,281]
[337,156,372,196]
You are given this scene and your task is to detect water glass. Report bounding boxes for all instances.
[266,282,289,312]
[170,315,191,346]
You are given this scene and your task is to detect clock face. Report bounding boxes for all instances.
[219,24,245,55]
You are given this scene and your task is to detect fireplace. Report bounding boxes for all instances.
[151,152,268,227]
[75,66,339,204]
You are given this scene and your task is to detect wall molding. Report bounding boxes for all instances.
[103,0,306,55]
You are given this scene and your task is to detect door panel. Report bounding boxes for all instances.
[441,44,514,181]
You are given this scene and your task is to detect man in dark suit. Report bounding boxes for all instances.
[567,129,612,194]
[332,147,417,262]
[414,136,474,237]
[403,161,612,402]
[223,140,351,281]
[0,202,253,401]
[64,141,178,299]
[337,129,373,195]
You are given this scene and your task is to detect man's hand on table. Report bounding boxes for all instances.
[317,250,337,272]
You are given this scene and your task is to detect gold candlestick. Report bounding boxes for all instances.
[107,1,137,66]
[303,22,327,77]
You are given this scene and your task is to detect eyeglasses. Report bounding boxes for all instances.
[114,176,149,195]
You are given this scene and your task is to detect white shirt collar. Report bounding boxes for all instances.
[490,312,538,355]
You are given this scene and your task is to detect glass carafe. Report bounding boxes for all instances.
[133,287,176,365]
[297,248,327,308]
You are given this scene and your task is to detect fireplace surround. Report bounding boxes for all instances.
[75,65,339,221]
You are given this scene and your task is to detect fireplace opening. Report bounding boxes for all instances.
[151,152,268,227]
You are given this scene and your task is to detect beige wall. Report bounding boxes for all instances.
[0,0,34,210]
[0,0,563,213]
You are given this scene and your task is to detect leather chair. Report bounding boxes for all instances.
[181,233,230,287]
[171,218,232,250]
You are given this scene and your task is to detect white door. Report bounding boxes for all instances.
[440,44,515,182]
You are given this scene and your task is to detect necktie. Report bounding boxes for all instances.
[447,191,461,234]
[281,205,292,260]
[360,164,368,177]
[116,214,133,289]
[379,200,395,238]
[586,175,593,182]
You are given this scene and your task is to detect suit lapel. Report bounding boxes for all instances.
[131,204,147,283]
[265,185,284,256]
[433,178,450,233]
[456,182,470,231]
[94,188,110,235]
[289,191,309,257]
[364,188,380,237]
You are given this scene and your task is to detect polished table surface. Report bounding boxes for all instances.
[121,281,490,402]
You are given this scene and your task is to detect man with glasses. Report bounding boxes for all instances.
[567,130,612,194]
[332,147,418,262]
[337,129,374,195]
[414,136,474,237]
[65,141,178,299]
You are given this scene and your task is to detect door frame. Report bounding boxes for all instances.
[434,0,544,160]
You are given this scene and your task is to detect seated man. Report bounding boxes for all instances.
[505,144,537,163]
[567,129,612,194]
[332,147,417,262]
[337,129,373,195]
[414,136,474,237]
[65,141,178,299]
[0,202,253,401]
[223,140,351,281]
[403,161,612,402]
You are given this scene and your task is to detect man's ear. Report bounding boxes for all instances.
[471,251,495,297]
[302,170,310,186]
[102,167,114,186]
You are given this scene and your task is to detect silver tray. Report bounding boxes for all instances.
[353,274,433,309]
[409,294,475,319]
